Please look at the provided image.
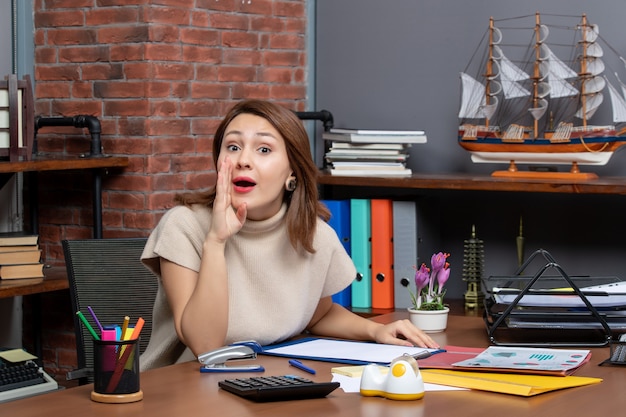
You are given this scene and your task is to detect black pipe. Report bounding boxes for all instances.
[34,115,103,156]
[294,110,334,131]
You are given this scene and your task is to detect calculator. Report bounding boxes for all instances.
[218,375,340,402]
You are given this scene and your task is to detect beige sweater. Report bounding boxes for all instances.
[139,203,356,370]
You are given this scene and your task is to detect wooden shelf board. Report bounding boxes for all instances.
[0,154,129,174]
[317,171,626,195]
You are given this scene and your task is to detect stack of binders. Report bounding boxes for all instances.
[322,199,420,310]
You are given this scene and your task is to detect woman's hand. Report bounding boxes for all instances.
[307,300,440,350]
[371,319,440,349]
[208,156,247,243]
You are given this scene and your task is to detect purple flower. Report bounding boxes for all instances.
[430,252,447,271]
[412,264,430,309]
[437,264,450,294]
[407,251,450,310]
[414,264,430,292]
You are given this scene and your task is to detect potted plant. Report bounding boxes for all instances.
[407,252,451,333]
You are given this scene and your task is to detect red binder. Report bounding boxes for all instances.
[370,199,394,309]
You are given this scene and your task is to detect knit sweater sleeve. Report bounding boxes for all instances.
[141,205,208,276]
[314,219,357,298]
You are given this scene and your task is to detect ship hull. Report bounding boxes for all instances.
[458,132,626,165]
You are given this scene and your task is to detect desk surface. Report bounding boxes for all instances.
[2,312,624,417]
[0,266,68,298]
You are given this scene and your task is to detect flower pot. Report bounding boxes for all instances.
[407,307,449,333]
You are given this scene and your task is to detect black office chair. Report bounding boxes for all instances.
[62,238,157,384]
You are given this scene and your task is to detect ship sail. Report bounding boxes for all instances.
[576,22,605,121]
[541,45,578,98]
[495,46,531,99]
[458,72,499,120]
[607,79,626,123]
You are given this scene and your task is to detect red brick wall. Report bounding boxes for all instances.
[26,0,308,384]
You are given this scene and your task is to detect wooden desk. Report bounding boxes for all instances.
[2,313,624,417]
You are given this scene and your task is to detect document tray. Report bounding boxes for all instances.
[482,249,620,347]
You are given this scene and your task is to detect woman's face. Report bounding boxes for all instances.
[217,113,293,221]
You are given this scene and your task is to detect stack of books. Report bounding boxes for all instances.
[322,128,427,177]
[0,232,44,280]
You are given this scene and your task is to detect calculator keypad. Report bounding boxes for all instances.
[218,375,340,402]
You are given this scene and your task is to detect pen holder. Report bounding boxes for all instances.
[91,339,143,403]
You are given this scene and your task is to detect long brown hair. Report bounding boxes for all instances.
[176,99,329,253]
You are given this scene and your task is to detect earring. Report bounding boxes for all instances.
[286,178,297,191]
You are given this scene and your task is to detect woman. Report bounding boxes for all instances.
[140,99,438,370]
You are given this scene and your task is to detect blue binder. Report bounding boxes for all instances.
[322,200,352,307]
[350,199,372,308]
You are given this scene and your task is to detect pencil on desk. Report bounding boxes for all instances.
[106,317,144,393]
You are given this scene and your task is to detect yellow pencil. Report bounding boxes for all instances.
[121,316,130,340]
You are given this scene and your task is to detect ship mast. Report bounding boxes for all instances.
[580,14,589,130]
[532,12,541,139]
[485,16,495,129]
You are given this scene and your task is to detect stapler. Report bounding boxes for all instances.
[198,340,265,373]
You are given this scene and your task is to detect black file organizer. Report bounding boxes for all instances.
[483,249,619,347]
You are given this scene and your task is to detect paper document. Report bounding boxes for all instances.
[262,337,444,365]
[330,372,466,393]
[452,346,590,376]
[421,369,601,396]
[493,281,626,307]
[0,349,37,363]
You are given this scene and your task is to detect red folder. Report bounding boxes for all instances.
[370,199,394,309]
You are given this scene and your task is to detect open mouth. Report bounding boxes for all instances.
[234,179,256,187]
[232,177,257,192]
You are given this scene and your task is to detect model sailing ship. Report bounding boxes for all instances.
[458,13,626,177]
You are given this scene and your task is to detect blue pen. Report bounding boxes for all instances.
[288,359,316,375]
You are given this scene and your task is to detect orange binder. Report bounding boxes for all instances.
[370,199,394,309]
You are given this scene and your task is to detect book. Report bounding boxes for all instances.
[323,131,427,144]
[329,128,425,136]
[325,148,405,156]
[330,142,408,151]
[331,162,407,171]
[0,232,39,247]
[0,263,45,279]
[0,244,39,253]
[325,154,408,163]
[0,249,42,265]
[330,168,412,177]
